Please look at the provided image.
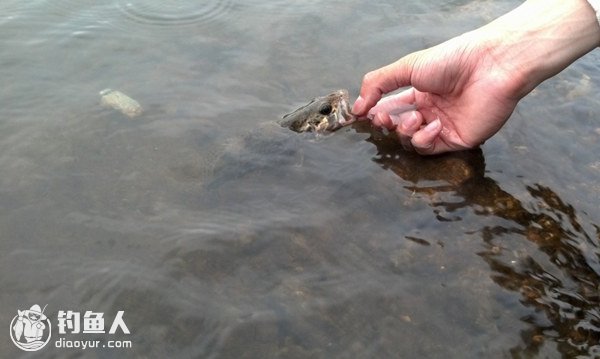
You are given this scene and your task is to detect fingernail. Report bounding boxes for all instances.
[400,111,418,130]
[424,119,441,133]
[352,96,365,115]
[389,115,401,126]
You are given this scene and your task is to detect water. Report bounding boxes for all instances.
[1,0,599,357]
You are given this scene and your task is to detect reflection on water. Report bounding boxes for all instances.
[1,0,599,357]
[362,123,600,356]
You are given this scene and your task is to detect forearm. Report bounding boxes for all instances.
[477,0,600,98]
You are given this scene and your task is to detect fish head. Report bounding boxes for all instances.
[280,89,356,133]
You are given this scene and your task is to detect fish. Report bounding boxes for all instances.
[100,88,143,118]
[279,89,356,133]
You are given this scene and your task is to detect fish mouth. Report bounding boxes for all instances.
[328,96,356,131]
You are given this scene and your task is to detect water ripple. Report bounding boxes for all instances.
[115,0,235,28]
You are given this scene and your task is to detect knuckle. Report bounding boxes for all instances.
[362,71,378,86]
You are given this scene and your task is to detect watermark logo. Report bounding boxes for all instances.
[55,310,131,350]
[10,304,52,352]
[9,304,132,352]
[57,310,129,335]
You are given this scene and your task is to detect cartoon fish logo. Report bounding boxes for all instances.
[10,304,52,351]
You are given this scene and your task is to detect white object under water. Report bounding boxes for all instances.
[100,88,143,118]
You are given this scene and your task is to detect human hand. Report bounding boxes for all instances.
[352,34,523,154]
[352,0,600,155]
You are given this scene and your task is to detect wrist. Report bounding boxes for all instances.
[477,0,600,98]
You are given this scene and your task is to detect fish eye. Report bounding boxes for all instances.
[319,103,332,115]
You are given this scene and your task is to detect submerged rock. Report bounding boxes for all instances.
[100,88,143,118]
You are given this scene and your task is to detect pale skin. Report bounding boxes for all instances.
[353,0,600,155]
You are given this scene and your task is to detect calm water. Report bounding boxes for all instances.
[1,0,599,357]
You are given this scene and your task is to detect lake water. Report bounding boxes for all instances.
[1,0,599,357]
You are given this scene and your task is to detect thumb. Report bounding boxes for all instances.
[353,53,417,116]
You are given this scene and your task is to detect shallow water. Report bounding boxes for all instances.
[1,0,599,357]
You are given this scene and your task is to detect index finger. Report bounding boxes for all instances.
[366,87,417,120]
[352,54,417,116]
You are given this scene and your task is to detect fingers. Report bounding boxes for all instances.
[372,112,394,129]
[374,109,442,154]
[372,106,421,131]
[409,119,443,155]
[368,88,417,132]
[396,111,422,150]
[363,89,445,154]
[353,55,417,116]
[382,111,443,154]
[397,111,422,136]
[367,88,416,119]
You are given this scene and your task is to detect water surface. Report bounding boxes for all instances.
[1,0,599,357]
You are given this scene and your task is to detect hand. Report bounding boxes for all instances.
[353,34,524,155]
[353,0,600,155]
